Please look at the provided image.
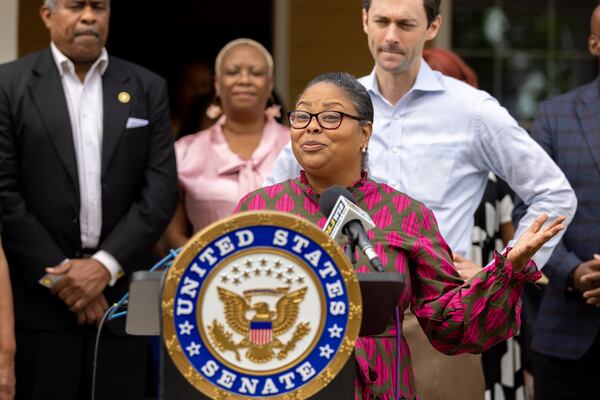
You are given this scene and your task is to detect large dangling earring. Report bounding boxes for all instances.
[361,145,367,154]
[265,93,281,119]
[206,95,222,119]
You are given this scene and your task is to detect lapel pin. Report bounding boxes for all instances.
[118,91,131,104]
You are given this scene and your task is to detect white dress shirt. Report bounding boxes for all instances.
[50,43,123,285]
[265,60,577,268]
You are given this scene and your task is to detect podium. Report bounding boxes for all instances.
[126,270,404,399]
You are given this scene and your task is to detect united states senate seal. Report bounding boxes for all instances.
[162,211,362,399]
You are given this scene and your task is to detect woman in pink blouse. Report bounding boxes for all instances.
[165,39,289,248]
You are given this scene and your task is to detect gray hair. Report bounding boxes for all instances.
[214,38,274,79]
[44,0,111,11]
[301,72,374,125]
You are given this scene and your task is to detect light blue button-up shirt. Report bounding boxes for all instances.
[266,61,576,268]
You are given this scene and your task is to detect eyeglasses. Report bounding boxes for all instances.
[287,110,364,130]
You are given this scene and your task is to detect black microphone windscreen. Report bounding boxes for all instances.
[319,186,355,217]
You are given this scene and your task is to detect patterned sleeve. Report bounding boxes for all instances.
[411,204,541,355]
[234,189,269,213]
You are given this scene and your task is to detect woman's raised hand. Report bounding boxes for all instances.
[507,213,566,272]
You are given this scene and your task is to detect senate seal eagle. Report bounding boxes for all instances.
[208,286,311,363]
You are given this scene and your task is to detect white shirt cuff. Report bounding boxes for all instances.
[92,250,125,286]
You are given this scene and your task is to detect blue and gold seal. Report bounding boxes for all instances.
[162,211,362,399]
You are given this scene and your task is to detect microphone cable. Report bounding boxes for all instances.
[107,248,181,322]
[91,303,116,400]
[395,306,402,400]
[90,248,181,398]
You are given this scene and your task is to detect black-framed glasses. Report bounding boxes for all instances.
[287,110,364,130]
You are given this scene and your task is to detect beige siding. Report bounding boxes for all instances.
[0,0,19,63]
[288,0,373,106]
[18,0,48,57]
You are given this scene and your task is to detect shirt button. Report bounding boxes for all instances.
[392,146,399,153]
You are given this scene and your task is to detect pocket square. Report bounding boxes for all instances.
[126,117,149,129]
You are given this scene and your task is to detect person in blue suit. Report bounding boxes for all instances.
[521,4,600,399]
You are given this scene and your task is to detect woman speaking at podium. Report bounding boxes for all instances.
[235,72,565,400]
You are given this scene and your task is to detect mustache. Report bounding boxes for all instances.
[74,29,100,38]
[378,45,404,54]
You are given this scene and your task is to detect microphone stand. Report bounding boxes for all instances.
[344,232,402,400]
[344,238,358,268]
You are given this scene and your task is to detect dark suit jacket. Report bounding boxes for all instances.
[527,77,600,359]
[0,48,179,331]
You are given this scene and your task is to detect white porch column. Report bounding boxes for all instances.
[0,0,19,63]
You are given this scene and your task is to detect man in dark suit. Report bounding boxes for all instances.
[0,0,178,398]
[525,5,600,399]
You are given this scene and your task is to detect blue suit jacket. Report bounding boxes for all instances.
[529,77,600,359]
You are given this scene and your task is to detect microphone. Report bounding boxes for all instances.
[320,186,385,272]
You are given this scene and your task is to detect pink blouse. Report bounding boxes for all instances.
[175,116,289,232]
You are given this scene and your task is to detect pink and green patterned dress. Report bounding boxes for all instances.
[234,172,540,400]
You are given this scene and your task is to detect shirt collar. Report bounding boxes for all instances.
[50,42,109,78]
[363,58,445,99]
[298,170,369,197]
[212,115,283,176]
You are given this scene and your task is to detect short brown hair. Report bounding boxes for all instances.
[362,0,441,27]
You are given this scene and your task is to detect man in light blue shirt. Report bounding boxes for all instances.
[267,0,576,270]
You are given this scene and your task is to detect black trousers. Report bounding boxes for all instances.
[15,324,147,400]
[532,333,600,400]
